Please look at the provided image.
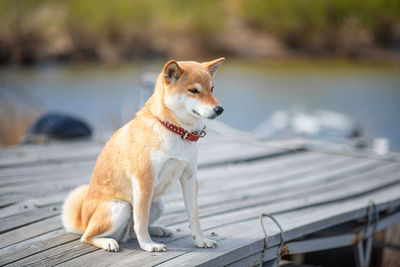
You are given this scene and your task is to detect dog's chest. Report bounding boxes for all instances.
[151,134,198,199]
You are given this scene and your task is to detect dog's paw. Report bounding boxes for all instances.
[99,238,119,252]
[141,242,167,252]
[192,235,217,248]
[149,226,173,237]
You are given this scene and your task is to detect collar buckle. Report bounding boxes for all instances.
[199,129,207,138]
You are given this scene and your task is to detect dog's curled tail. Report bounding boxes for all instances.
[62,184,89,234]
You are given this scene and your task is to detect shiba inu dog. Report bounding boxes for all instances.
[62,58,225,252]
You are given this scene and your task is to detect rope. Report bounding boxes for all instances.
[366,200,379,237]
[356,201,380,267]
[259,213,286,264]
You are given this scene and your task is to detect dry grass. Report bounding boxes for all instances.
[0,102,38,146]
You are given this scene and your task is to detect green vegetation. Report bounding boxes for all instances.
[0,0,399,64]
[238,0,400,49]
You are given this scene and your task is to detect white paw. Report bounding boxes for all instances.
[100,238,119,252]
[192,235,217,248]
[141,242,167,252]
[149,226,173,237]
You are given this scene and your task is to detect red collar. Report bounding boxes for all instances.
[157,119,206,141]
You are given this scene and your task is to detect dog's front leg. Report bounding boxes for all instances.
[180,172,217,248]
[132,177,167,252]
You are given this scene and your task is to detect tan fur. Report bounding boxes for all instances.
[62,58,225,252]
[62,184,89,234]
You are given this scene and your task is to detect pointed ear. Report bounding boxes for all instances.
[202,57,225,78]
[163,60,184,85]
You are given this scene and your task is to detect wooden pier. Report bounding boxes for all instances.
[1,129,400,266]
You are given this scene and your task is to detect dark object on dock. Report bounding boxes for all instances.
[22,112,92,144]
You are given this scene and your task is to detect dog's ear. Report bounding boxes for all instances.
[202,57,225,78]
[163,60,184,85]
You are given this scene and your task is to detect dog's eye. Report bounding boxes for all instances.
[188,88,199,94]
[211,86,214,92]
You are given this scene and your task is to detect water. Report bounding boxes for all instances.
[1,61,399,150]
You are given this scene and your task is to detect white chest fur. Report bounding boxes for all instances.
[151,131,198,199]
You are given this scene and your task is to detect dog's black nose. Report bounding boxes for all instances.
[214,106,224,116]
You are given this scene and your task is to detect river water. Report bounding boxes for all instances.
[1,61,399,150]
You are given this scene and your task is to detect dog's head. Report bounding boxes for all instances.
[161,58,225,121]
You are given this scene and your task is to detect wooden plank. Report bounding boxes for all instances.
[0,161,95,185]
[0,152,319,218]
[0,136,300,167]
[2,161,396,264]
[0,137,302,173]
[0,192,68,219]
[197,151,325,180]
[0,158,95,178]
[0,216,62,249]
[164,161,396,220]
[0,230,78,266]
[190,159,388,208]
[162,155,355,206]
[113,220,264,267]
[3,155,360,220]
[158,160,392,226]
[158,169,400,235]
[5,240,98,267]
[110,185,400,267]
[7,159,396,266]
[226,251,263,267]
[156,186,400,267]
[0,194,20,209]
[0,147,308,217]
[198,142,301,168]
[0,205,60,234]
[0,175,90,201]
[0,146,101,168]
[1,139,399,265]
[0,150,314,197]
[0,142,301,216]
[0,170,91,195]
[43,232,190,267]
[57,178,400,267]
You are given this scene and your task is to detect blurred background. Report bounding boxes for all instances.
[0,0,399,150]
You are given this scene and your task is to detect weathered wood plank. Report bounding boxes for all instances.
[0,176,89,201]
[0,162,95,186]
[159,160,394,226]
[6,240,98,267]
[156,186,400,267]
[0,138,300,169]
[163,155,356,206]
[110,184,400,267]
[1,136,399,266]
[198,142,302,168]
[0,152,315,223]
[0,192,68,219]
[3,157,395,264]
[0,230,78,266]
[0,157,396,264]
[0,151,314,219]
[56,179,400,267]
[0,205,60,234]
[0,158,95,178]
[0,216,62,249]
[0,146,101,168]
[0,194,20,209]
